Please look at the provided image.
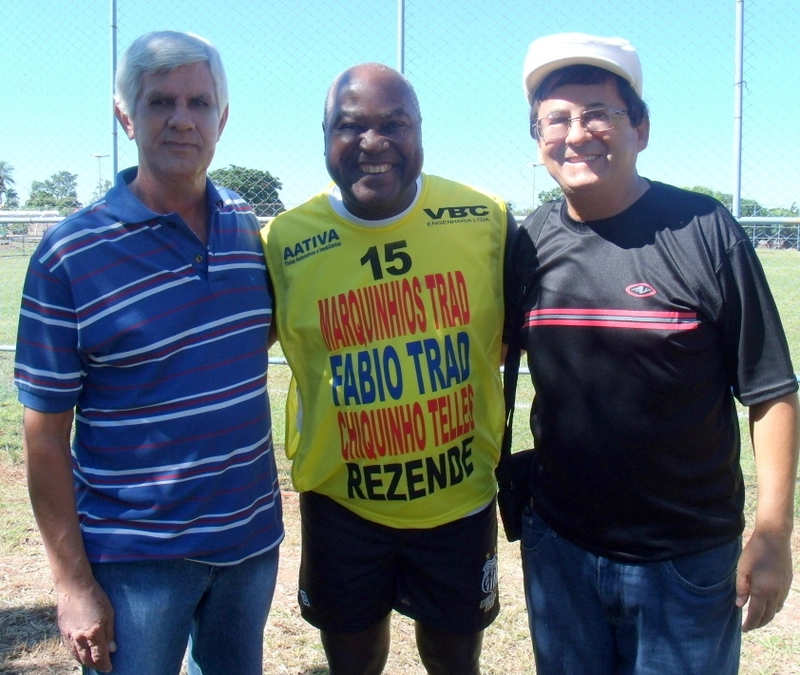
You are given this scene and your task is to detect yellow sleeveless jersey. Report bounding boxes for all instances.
[262,174,507,528]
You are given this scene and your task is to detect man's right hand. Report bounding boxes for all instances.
[22,407,117,671]
[57,579,116,672]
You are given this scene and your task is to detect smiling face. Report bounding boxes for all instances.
[115,61,228,190]
[536,79,649,218]
[324,65,424,220]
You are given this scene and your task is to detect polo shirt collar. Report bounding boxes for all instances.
[105,166,223,223]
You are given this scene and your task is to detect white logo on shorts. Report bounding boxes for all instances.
[482,555,498,594]
[480,554,498,612]
[300,589,311,607]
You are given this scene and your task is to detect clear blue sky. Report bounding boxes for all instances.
[2,0,798,212]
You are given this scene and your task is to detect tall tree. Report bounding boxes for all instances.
[683,185,764,216]
[208,165,285,217]
[25,171,82,215]
[92,179,112,202]
[538,186,564,203]
[0,161,18,208]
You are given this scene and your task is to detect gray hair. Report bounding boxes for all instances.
[115,31,228,116]
[323,63,421,128]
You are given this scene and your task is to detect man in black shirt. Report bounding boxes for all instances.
[507,32,799,675]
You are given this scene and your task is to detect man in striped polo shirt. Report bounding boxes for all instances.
[15,31,283,674]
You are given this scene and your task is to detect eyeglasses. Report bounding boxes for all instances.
[531,107,629,141]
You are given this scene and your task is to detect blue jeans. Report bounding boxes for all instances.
[521,508,741,675]
[84,546,279,675]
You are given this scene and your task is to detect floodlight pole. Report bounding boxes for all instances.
[732,0,744,217]
[92,153,110,194]
[397,0,405,74]
[526,162,543,209]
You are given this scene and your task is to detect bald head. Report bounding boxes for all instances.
[323,63,421,129]
[322,63,424,220]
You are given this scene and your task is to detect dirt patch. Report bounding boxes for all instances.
[2,461,798,674]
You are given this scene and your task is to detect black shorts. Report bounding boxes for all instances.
[297,491,500,634]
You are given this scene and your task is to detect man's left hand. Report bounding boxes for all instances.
[736,528,793,631]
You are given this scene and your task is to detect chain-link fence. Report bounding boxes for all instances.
[2,0,799,363]
[3,0,799,212]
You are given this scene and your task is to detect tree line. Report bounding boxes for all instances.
[511,185,798,221]
[0,162,285,218]
[3,160,796,227]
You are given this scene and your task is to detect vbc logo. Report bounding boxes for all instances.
[424,205,490,220]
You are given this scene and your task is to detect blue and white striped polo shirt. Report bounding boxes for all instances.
[15,167,283,564]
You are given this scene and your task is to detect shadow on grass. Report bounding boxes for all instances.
[0,603,62,671]
[298,669,329,675]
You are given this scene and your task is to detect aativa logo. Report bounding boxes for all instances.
[283,228,341,263]
[424,205,490,220]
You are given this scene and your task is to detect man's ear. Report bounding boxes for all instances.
[217,105,229,138]
[636,117,650,152]
[115,103,135,140]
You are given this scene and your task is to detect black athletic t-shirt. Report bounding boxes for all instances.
[505,181,797,562]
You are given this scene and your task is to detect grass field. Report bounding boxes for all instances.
[1,250,799,673]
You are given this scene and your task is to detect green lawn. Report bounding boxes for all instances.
[2,249,799,475]
[759,249,800,365]
[1,247,797,675]
[0,257,28,462]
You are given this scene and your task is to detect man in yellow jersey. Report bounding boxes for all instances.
[263,63,514,675]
